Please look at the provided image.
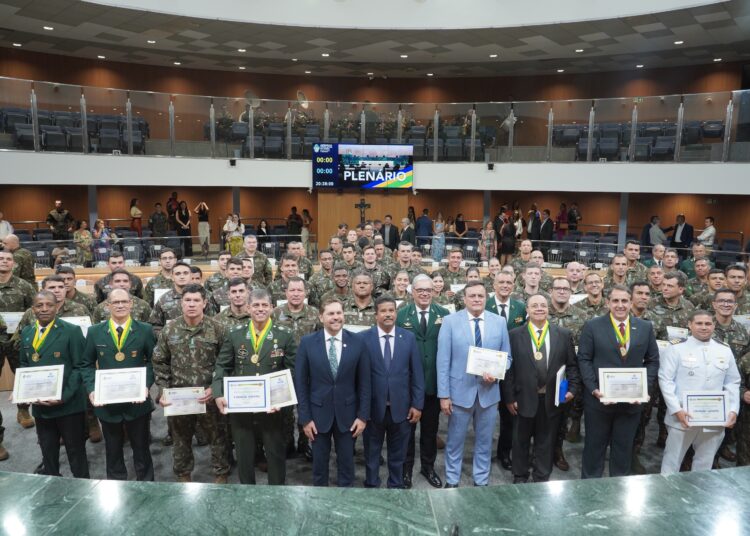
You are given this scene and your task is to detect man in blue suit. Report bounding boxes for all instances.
[361,295,424,488]
[437,281,511,487]
[295,297,371,487]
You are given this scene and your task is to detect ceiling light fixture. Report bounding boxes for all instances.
[304,70,311,74]
[291,58,298,62]
[575,49,584,53]
[489,54,498,58]
[426,73,434,77]
[43,26,53,31]
[400,54,408,58]
[239,66,246,70]
[173,61,181,65]
[367,72,374,76]
[12,43,21,47]
[636,64,644,68]
[557,69,565,73]
[237,48,246,52]
[321,53,330,57]
[674,40,684,45]
[97,55,105,59]
[713,57,723,62]
[147,40,156,44]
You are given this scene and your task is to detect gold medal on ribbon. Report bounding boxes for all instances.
[31,320,56,364]
[248,319,272,366]
[528,321,549,362]
[31,353,40,362]
[115,352,126,362]
[534,351,543,361]
[620,347,628,357]
[251,354,259,364]
[109,317,133,362]
[609,314,630,359]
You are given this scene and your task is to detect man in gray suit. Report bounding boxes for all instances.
[578,284,659,478]
[437,281,511,487]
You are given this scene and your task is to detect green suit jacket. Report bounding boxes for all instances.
[212,321,297,398]
[485,296,526,329]
[18,319,86,419]
[396,302,449,396]
[81,319,156,423]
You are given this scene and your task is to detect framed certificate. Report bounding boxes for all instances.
[598,368,649,403]
[13,365,64,404]
[267,369,298,409]
[64,316,92,337]
[466,346,508,379]
[94,367,147,405]
[163,387,206,417]
[683,391,728,426]
[224,376,268,413]
[1,312,24,334]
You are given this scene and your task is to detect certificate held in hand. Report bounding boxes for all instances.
[13,365,64,404]
[224,369,298,413]
[466,346,508,380]
[598,367,649,404]
[94,367,147,405]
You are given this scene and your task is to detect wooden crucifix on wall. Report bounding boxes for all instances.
[354,197,371,225]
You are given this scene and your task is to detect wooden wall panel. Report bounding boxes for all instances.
[408,191,485,227]
[0,185,88,231]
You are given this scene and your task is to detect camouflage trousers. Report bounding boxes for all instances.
[634,384,666,451]
[556,391,584,450]
[283,407,308,449]
[169,402,229,477]
[2,342,30,413]
[737,407,750,467]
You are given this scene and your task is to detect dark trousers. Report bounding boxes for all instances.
[364,407,411,488]
[230,412,286,485]
[312,418,355,487]
[36,412,89,478]
[497,399,515,458]
[582,403,641,479]
[100,414,154,481]
[405,394,440,472]
[512,396,560,483]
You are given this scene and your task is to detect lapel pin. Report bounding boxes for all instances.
[343,344,347,348]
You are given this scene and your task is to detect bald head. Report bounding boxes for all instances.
[2,234,19,251]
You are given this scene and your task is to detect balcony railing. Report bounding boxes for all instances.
[1,76,749,163]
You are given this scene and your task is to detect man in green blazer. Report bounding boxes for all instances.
[214,288,296,485]
[397,274,449,489]
[485,270,526,470]
[17,291,89,478]
[81,288,156,481]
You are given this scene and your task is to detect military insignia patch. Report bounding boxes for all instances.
[53,352,61,358]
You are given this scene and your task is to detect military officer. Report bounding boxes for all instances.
[268,255,299,306]
[93,270,152,323]
[510,263,551,304]
[736,350,750,466]
[208,258,244,312]
[647,271,695,341]
[0,315,7,460]
[81,288,156,481]
[690,269,726,309]
[510,240,534,274]
[46,200,74,240]
[726,265,750,315]
[282,241,313,281]
[144,248,176,306]
[94,252,145,303]
[439,248,467,302]
[56,266,97,315]
[603,254,630,290]
[679,243,713,279]
[343,271,377,328]
[573,272,608,319]
[685,258,711,298]
[150,262,215,336]
[387,242,423,283]
[152,284,229,483]
[659,311,740,473]
[361,245,390,297]
[204,250,232,293]
[340,243,362,273]
[214,288,296,485]
[320,265,351,303]
[241,235,273,287]
[3,234,35,286]
[712,288,750,361]
[214,278,251,330]
[17,291,89,478]
[308,249,335,308]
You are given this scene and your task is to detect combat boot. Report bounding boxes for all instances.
[0,443,8,461]
[553,448,569,471]
[656,425,668,448]
[566,417,581,443]
[88,419,102,443]
[177,474,192,483]
[17,408,34,429]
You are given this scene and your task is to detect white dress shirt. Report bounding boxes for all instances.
[416,307,430,326]
[674,223,684,243]
[697,225,716,247]
[466,310,485,343]
[528,324,551,367]
[0,220,13,240]
[377,326,396,358]
[324,329,343,365]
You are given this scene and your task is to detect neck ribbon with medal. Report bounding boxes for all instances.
[610,314,630,357]
[109,317,133,361]
[528,321,549,361]
[248,318,272,364]
[31,319,56,362]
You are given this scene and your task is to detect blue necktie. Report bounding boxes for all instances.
[383,334,392,371]
[328,337,338,377]
[473,318,482,347]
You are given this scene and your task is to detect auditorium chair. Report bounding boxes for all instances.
[463,138,484,160]
[2,108,29,133]
[121,129,145,154]
[36,111,53,128]
[633,137,653,161]
[97,128,121,153]
[86,115,99,137]
[230,122,249,142]
[32,249,52,269]
[651,136,676,159]
[54,112,77,129]
[408,125,426,139]
[664,124,678,137]
[64,127,87,152]
[443,126,461,139]
[122,243,144,265]
[445,138,462,160]
[340,137,358,144]
[98,116,120,132]
[265,136,283,157]
[683,121,703,145]
[15,230,32,243]
[576,241,597,266]
[598,137,619,160]
[267,123,284,137]
[599,124,621,144]
[243,136,264,158]
[702,120,725,139]
[41,125,67,152]
[290,136,302,156]
[640,123,664,140]
[375,137,389,145]
[575,137,593,160]
[12,124,35,149]
[426,138,444,160]
[560,126,582,146]
[304,125,320,137]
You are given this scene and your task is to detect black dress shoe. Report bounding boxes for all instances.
[473,482,488,487]
[499,452,512,471]
[444,482,458,489]
[304,444,313,462]
[420,467,443,488]
[403,472,413,489]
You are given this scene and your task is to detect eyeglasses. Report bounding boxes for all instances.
[552,287,571,292]
[413,288,432,294]
[714,299,736,305]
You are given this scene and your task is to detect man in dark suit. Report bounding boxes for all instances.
[527,205,541,243]
[503,295,581,483]
[415,209,432,247]
[397,274,449,488]
[295,297,371,487]
[361,296,424,488]
[669,213,694,253]
[538,209,554,259]
[578,284,659,478]
[381,214,399,251]
[400,218,416,246]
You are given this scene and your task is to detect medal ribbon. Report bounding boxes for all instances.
[248,319,272,355]
[108,317,133,352]
[528,321,549,352]
[32,319,56,352]
[609,314,630,349]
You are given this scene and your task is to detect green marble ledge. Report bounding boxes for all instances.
[1,468,749,535]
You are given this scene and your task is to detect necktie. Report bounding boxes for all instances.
[383,334,392,371]
[420,311,427,333]
[116,326,124,343]
[619,322,626,360]
[328,337,338,377]
[537,329,547,362]
[473,318,482,347]
[535,328,548,387]
[39,327,46,335]
[499,303,507,319]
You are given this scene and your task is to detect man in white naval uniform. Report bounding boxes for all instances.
[658,310,740,473]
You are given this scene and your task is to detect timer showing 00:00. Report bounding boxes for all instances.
[315,168,334,174]
[315,156,334,163]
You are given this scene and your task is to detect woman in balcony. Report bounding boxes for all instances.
[479,220,497,262]
[92,219,112,251]
[175,200,193,257]
[129,198,143,237]
[500,213,517,267]
[431,211,446,261]
[301,208,313,257]
[222,213,244,256]
[194,201,210,257]
[74,219,93,266]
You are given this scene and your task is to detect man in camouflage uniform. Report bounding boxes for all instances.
[45,200,74,240]
[329,236,344,263]
[623,240,648,284]
[387,242,424,285]
[452,267,483,311]
[680,243,713,279]
[690,268,726,309]
[153,284,229,483]
[685,258,711,298]
[574,272,609,318]
[510,239,533,275]
[144,248,176,305]
[150,262,215,336]
[647,265,664,299]
[0,250,36,430]
[308,249,334,307]
[361,245,390,297]
[483,258,503,292]
[94,252,144,303]
[321,264,351,303]
[439,248,467,302]
[566,261,587,295]
[3,234,35,286]
[214,278,251,331]
[268,254,299,306]
[241,257,266,291]
[280,241,313,282]
[726,265,750,315]
[271,277,320,457]
[340,243,362,273]
[0,314,6,458]
[603,254,629,291]
[93,269,152,323]
[527,250,554,291]
[661,248,685,278]
[511,263,551,304]
[373,237,394,268]
[735,350,750,466]
[343,271,377,327]
[208,258,244,312]
[204,250,232,293]
[56,266,97,315]
[241,235,273,287]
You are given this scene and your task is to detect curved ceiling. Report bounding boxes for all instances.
[0,0,748,78]
[84,0,722,31]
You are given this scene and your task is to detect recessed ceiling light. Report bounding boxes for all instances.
[674,40,684,45]
[173,61,181,65]
[147,40,156,44]
[304,70,311,74]
[239,66,246,70]
[12,43,21,47]
[321,53,330,57]
[291,58,298,62]
[714,57,723,62]
[557,69,565,73]
[426,73,434,77]
[366,72,374,76]
[400,54,408,58]
[43,26,53,31]
[636,64,644,68]
[489,54,498,58]
[575,49,584,53]
[97,55,105,59]
[237,48,246,52]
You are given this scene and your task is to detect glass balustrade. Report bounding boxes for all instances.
[0,75,748,164]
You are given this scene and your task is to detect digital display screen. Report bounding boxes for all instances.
[312,143,413,189]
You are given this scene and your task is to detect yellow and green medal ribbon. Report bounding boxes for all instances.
[109,317,132,361]
[248,319,272,364]
[528,321,549,360]
[609,314,630,356]
[31,319,56,362]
